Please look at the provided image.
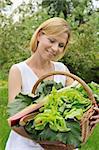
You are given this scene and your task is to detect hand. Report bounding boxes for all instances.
[90,107,99,125]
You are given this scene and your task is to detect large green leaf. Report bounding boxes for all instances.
[25,119,81,148]
[7,93,33,117]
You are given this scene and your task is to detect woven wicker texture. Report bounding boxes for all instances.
[21,71,97,150]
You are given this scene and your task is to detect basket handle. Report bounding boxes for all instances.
[32,71,96,105]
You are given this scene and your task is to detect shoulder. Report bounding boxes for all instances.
[9,62,25,79]
[9,63,20,74]
[9,61,25,74]
[9,64,20,74]
[8,65,21,86]
[8,63,23,86]
[52,61,65,68]
[52,61,69,72]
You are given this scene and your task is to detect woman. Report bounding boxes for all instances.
[5,17,99,150]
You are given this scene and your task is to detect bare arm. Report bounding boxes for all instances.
[64,67,74,86]
[65,66,80,87]
[8,65,22,102]
[8,65,32,139]
[66,76,74,86]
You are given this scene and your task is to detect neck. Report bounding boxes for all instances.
[27,52,51,70]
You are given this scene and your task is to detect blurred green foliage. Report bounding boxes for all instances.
[41,0,94,26]
[0,10,49,74]
[61,12,99,83]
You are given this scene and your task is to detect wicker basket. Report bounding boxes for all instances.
[19,71,97,150]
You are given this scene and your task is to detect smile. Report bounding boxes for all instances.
[47,50,56,57]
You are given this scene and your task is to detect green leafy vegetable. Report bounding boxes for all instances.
[25,119,81,148]
[36,80,63,96]
[7,93,33,117]
[76,81,99,103]
[7,80,99,148]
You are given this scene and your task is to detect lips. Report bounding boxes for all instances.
[47,49,56,57]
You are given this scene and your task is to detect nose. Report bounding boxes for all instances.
[51,42,58,52]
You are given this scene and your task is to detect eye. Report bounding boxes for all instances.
[48,38,55,43]
[58,43,65,48]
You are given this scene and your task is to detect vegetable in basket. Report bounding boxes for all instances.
[7,80,99,148]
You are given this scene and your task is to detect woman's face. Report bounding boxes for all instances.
[36,31,68,61]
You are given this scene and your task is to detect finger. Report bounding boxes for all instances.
[90,119,99,125]
[93,107,99,113]
[91,115,99,120]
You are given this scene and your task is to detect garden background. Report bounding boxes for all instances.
[0,0,99,150]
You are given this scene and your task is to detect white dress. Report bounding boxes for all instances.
[5,61,69,150]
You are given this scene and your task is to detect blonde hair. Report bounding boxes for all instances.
[30,17,71,60]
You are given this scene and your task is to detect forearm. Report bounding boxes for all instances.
[66,77,74,86]
[12,126,32,140]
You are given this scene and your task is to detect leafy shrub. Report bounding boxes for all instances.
[61,12,99,83]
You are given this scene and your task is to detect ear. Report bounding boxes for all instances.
[37,31,44,42]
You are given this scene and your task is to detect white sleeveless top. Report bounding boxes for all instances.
[5,61,69,150]
[16,61,69,94]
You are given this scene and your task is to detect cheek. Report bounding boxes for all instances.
[39,37,51,48]
[59,48,64,54]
